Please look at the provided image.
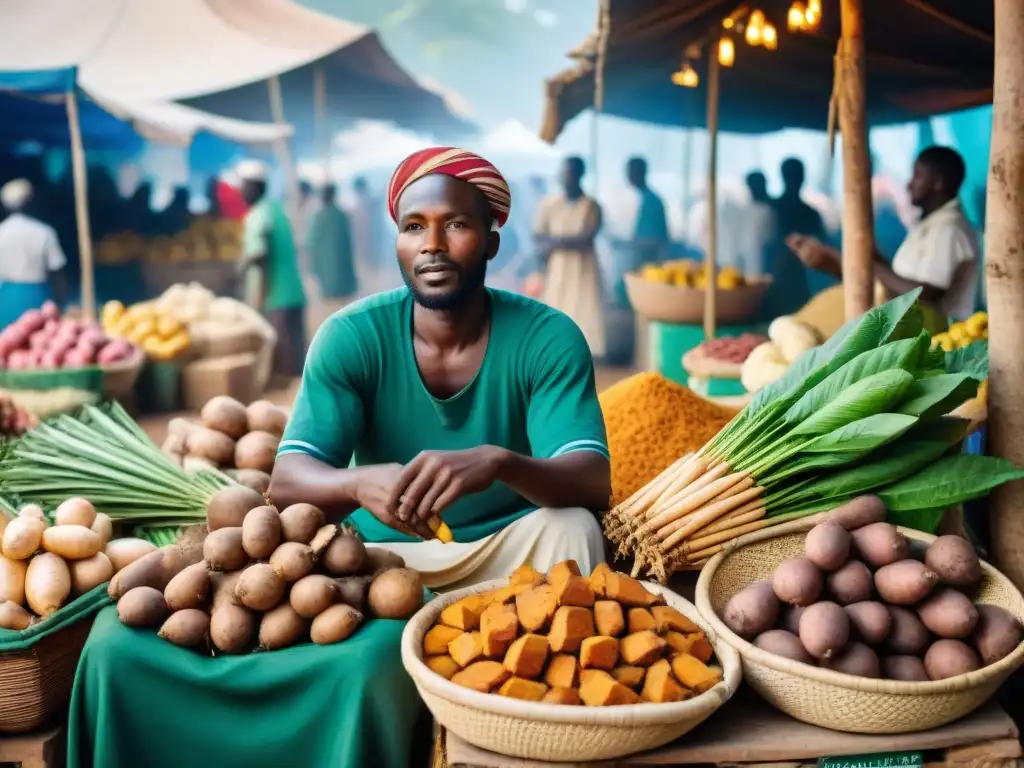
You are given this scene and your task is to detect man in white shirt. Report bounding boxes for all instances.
[720,171,775,278]
[0,179,67,329]
[787,146,979,323]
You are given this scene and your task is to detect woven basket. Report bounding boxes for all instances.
[101,346,146,401]
[695,517,1024,734]
[0,614,96,733]
[401,579,742,761]
[624,273,771,325]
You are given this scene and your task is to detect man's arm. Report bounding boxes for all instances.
[494,448,609,511]
[872,259,947,303]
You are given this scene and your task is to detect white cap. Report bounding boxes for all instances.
[0,179,32,210]
[236,159,269,182]
[298,163,330,188]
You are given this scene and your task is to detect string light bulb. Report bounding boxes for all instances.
[717,37,736,66]
[787,2,806,32]
[745,21,763,46]
[808,0,821,13]
[804,0,821,31]
[671,62,700,88]
[762,23,778,50]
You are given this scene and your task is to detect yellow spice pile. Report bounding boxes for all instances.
[599,373,737,507]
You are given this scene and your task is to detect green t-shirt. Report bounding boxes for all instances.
[242,197,306,311]
[278,287,609,543]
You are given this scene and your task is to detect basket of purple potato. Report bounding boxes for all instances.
[695,496,1024,734]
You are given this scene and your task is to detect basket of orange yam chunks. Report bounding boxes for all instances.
[400,560,741,761]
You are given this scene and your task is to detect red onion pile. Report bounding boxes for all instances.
[0,302,135,371]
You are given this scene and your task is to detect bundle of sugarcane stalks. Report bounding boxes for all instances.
[605,291,1020,583]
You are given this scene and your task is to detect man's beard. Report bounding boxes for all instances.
[400,255,488,311]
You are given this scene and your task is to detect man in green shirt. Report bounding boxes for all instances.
[237,160,308,379]
[271,147,611,589]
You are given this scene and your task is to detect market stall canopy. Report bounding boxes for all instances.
[540,0,994,141]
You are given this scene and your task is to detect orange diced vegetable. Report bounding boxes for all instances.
[578,669,642,706]
[448,631,484,668]
[548,560,582,591]
[671,653,723,694]
[503,633,549,679]
[544,653,579,689]
[627,607,656,634]
[515,584,559,633]
[548,606,595,653]
[605,573,659,607]
[480,602,519,658]
[425,655,461,680]
[451,660,510,692]
[509,564,544,587]
[423,625,463,656]
[498,676,549,701]
[542,686,581,705]
[620,630,667,666]
[557,575,596,607]
[594,600,625,637]
[652,605,701,634]
[580,636,619,670]
[642,659,690,703]
[610,665,646,690]
[589,562,612,598]
[440,594,489,630]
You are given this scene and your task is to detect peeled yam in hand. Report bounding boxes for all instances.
[41,525,103,560]
[25,553,71,617]
[2,517,45,560]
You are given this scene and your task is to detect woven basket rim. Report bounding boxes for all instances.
[695,515,1024,696]
[401,578,742,726]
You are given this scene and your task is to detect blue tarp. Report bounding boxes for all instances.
[0,91,142,154]
[0,67,76,95]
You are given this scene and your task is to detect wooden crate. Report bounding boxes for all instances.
[0,724,65,768]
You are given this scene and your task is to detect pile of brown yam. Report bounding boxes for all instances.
[422,560,723,706]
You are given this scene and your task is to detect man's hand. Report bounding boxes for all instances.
[355,463,436,540]
[388,446,505,527]
[786,234,841,276]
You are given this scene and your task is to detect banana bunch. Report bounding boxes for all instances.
[640,261,745,290]
[932,312,987,352]
[102,301,192,362]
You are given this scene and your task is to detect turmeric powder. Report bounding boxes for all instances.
[599,373,735,507]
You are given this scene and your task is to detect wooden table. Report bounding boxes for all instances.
[0,723,65,768]
[441,690,1021,768]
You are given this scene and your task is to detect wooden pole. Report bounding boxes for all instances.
[313,64,329,168]
[65,91,95,322]
[703,48,721,341]
[267,76,300,221]
[838,0,874,320]
[682,129,693,241]
[987,0,1024,590]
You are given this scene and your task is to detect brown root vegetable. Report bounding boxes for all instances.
[290,575,338,618]
[258,603,310,650]
[826,560,873,605]
[874,561,939,605]
[210,604,256,654]
[201,395,249,439]
[186,426,236,465]
[917,588,979,639]
[164,562,211,611]
[279,504,325,544]
[851,523,908,568]
[269,542,315,583]
[167,417,195,440]
[235,431,279,474]
[973,604,1023,666]
[882,655,930,681]
[108,549,166,600]
[321,534,367,576]
[159,609,211,647]
[117,586,169,628]
[69,552,115,596]
[2,516,45,560]
[804,521,851,572]
[246,400,288,438]
[18,504,48,525]
[90,513,113,547]
[335,575,372,611]
[183,456,217,475]
[311,604,364,645]
[753,629,813,664]
[925,536,982,589]
[234,563,285,611]
[0,600,33,630]
[242,505,282,560]
[210,571,243,609]
[367,568,424,619]
[772,557,823,606]
[798,601,849,660]
[364,547,405,574]
[25,552,71,617]
[54,497,97,528]
[887,606,931,655]
[41,525,103,560]
[231,469,272,495]
[203,527,248,572]
[823,642,880,678]
[844,601,892,645]
[722,581,780,639]
[824,496,887,531]
[206,486,266,531]
[309,524,339,557]
[104,538,157,572]
[924,639,981,680]
[779,605,805,636]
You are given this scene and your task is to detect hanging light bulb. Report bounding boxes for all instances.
[671,62,700,88]
[807,0,821,13]
[718,37,736,67]
[745,22,763,46]
[804,1,821,31]
[722,16,736,29]
[762,23,778,50]
[748,9,766,29]
[787,2,806,32]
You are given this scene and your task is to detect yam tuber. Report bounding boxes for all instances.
[440,594,489,631]
[480,602,519,658]
[423,624,464,656]
[671,653,722,694]
[594,600,626,637]
[627,607,657,634]
[448,631,484,668]
[619,630,667,666]
[642,659,689,703]
[548,606,595,653]
[580,636,620,670]
[664,631,714,663]
[542,687,581,705]
[605,573,659,607]
[515,584,558,633]
[652,605,700,634]
[611,666,646,690]
[544,653,579,689]
[450,660,510,693]
[509,564,544,587]
[556,575,596,608]
[503,633,549,679]
[498,677,549,702]
[578,669,642,706]
[425,655,461,680]
[547,560,581,591]
[589,562,612,598]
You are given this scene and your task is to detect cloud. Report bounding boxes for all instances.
[533,9,558,27]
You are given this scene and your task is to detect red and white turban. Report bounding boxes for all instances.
[387,147,511,229]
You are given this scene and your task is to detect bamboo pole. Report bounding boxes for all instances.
[703,48,721,341]
[837,0,874,320]
[987,0,1024,591]
[313,64,329,168]
[65,91,95,322]
[682,129,693,240]
[267,76,300,222]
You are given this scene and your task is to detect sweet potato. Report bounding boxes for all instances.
[722,581,780,638]
[509,564,544,587]
[642,658,689,703]
[544,653,578,689]
[619,630,667,666]
[515,584,558,633]
[589,562,612,597]
[652,605,701,634]
[594,600,625,637]
[610,665,646,690]
[578,669,642,706]
[671,653,722,693]
[448,631,484,668]
[548,606,595,653]
[440,594,489,631]
[627,607,656,633]
[423,624,464,656]
[605,572,659,607]
[875,561,940,605]
[542,687,581,705]
[486,582,533,605]
[665,631,714,662]
[480,602,519,658]
[556,575,596,607]
[580,636,620,670]
[503,633,549,679]
[425,655,461,680]
[450,661,510,692]
[547,560,581,590]
[498,677,549,701]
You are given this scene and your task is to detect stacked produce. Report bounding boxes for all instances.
[605,291,1023,582]
[94,218,243,266]
[101,301,191,362]
[0,497,158,628]
[698,333,768,364]
[740,316,821,393]
[0,394,38,436]
[722,497,1023,681]
[423,560,723,705]
[0,303,136,371]
[640,262,745,290]
[932,312,988,352]
[111,491,424,654]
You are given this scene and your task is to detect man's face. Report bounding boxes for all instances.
[906,160,937,208]
[560,160,582,191]
[395,175,497,311]
[240,180,265,206]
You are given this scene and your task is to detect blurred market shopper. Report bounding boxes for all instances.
[787,145,979,331]
[236,159,308,380]
[306,180,357,333]
[0,178,67,328]
[533,155,606,357]
[272,147,610,590]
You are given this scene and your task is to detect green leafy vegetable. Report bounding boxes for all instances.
[944,340,988,379]
[878,455,1024,511]
[897,374,980,420]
